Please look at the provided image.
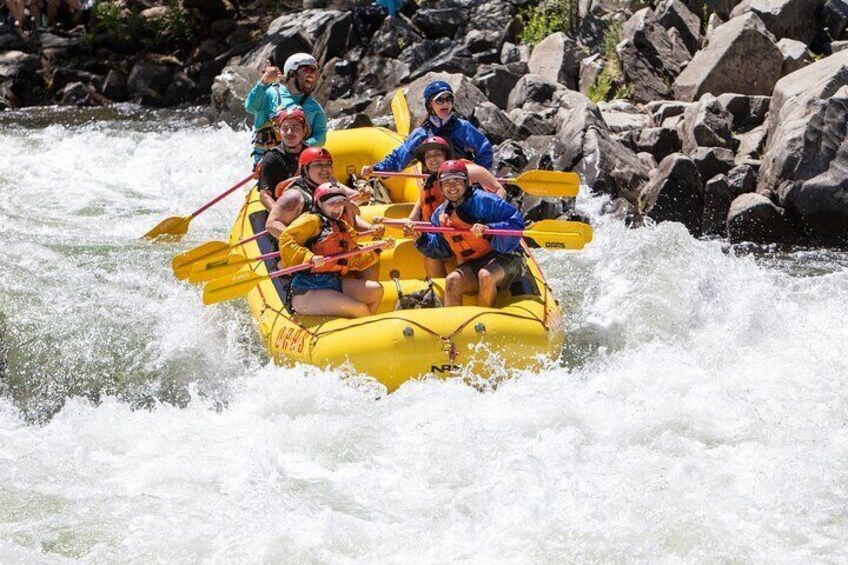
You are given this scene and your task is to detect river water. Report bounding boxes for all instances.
[1,107,847,563]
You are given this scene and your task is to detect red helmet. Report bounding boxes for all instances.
[414,136,452,163]
[437,160,468,183]
[276,107,308,133]
[313,182,348,210]
[299,147,333,170]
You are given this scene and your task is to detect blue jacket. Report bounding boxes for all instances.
[244,81,327,147]
[415,187,524,260]
[374,115,494,172]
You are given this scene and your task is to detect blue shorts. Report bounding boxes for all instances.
[290,272,343,296]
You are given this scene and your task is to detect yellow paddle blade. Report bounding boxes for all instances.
[532,219,593,244]
[391,89,411,137]
[520,219,593,250]
[512,171,581,198]
[171,240,230,279]
[188,253,250,284]
[143,215,192,240]
[203,270,267,305]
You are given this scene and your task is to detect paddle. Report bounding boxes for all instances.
[383,218,592,250]
[171,230,269,280]
[188,229,378,283]
[143,172,257,240]
[203,241,390,305]
[391,89,411,137]
[372,170,580,198]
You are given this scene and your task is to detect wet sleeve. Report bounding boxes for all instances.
[306,101,327,147]
[373,128,426,172]
[245,82,271,116]
[278,214,321,267]
[414,213,453,260]
[465,123,494,170]
[481,196,524,253]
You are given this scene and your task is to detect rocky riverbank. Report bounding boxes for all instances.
[3,0,847,247]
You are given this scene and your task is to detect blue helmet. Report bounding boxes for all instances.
[423,81,453,106]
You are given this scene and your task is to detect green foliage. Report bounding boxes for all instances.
[520,0,580,46]
[588,19,631,103]
[90,0,201,55]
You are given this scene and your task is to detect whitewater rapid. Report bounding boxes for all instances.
[1,107,847,563]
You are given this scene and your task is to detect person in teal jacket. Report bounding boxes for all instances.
[244,53,328,164]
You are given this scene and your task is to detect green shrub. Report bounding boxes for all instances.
[520,0,580,46]
[588,19,632,102]
[90,0,201,55]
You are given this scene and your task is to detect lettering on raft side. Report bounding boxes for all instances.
[276,327,307,353]
[430,364,462,373]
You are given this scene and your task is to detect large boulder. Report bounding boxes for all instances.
[702,174,732,236]
[552,92,651,202]
[240,10,341,71]
[473,65,520,110]
[127,61,174,106]
[412,7,468,39]
[683,0,744,19]
[527,32,584,90]
[639,152,704,234]
[409,43,478,80]
[673,13,783,101]
[730,0,827,44]
[618,8,692,103]
[777,38,814,76]
[823,0,848,41]
[209,65,261,125]
[716,93,771,131]
[758,51,848,245]
[507,73,563,112]
[634,126,683,161]
[727,193,800,243]
[690,146,736,183]
[471,101,519,144]
[678,93,735,152]
[656,0,703,54]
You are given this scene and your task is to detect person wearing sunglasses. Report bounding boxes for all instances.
[245,52,328,165]
[361,80,494,179]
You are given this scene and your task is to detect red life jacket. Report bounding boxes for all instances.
[305,214,355,274]
[442,194,494,264]
[419,174,445,222]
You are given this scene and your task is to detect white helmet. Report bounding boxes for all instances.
[283,53,318,76]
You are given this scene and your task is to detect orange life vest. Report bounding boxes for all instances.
[442,198,494,264]
[420,174,445,222]
[305,215,355,274]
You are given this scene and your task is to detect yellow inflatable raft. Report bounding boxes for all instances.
[228,127,567,391]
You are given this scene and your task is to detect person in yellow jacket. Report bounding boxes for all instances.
[279,183,393,318]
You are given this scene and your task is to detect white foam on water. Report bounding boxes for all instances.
[2,110,848,563]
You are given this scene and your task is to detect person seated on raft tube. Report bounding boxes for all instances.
[266,147,376,239]
[400,135,506,278]
[257,107,310,211]
[279,183,393,318]
[360,80,494,177]
[403,160,526,309]
[244,52,327,165]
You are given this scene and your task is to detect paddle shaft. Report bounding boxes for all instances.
[214,229,377,268]
[374,171,516,185]
[382,219,523,237]
[190,172,257,218]
[265,241,388,281]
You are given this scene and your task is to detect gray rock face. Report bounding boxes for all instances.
[683,0,744,19]
[410,43,477,80]
[127,62,174,106]
[527,32,584,90]
[702,174,732,235]
[728,164,759,197]
[618,8,692,103]
[472,102,518,144]
[373,18,423,59]
[656,0,703,54]
[735,125,769,162]
[727,192,799,243]
[598,100,652,133]
[357,56,409,94]
[690,146,736,184]
[507,74,562,112]
[102,70,128,101]
[210,65,261,125]
[509,108,557,137]
[759,51,848,244]
[634,127,683,161]
[673,13,783,101]
[579,54,604,97]
[678,94,735,152]
[413,7,468,39]
[240,10,341,71]
[823,0,848,40]
[639,152,704,234]
[730,0,827,44]
[716,93,771,131]
[314,12,352,67]
[473,65,520,110]
[777,38,814,76]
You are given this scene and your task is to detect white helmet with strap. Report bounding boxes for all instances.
[283,53,318,77]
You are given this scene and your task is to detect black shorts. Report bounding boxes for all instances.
[455,252,525,289]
